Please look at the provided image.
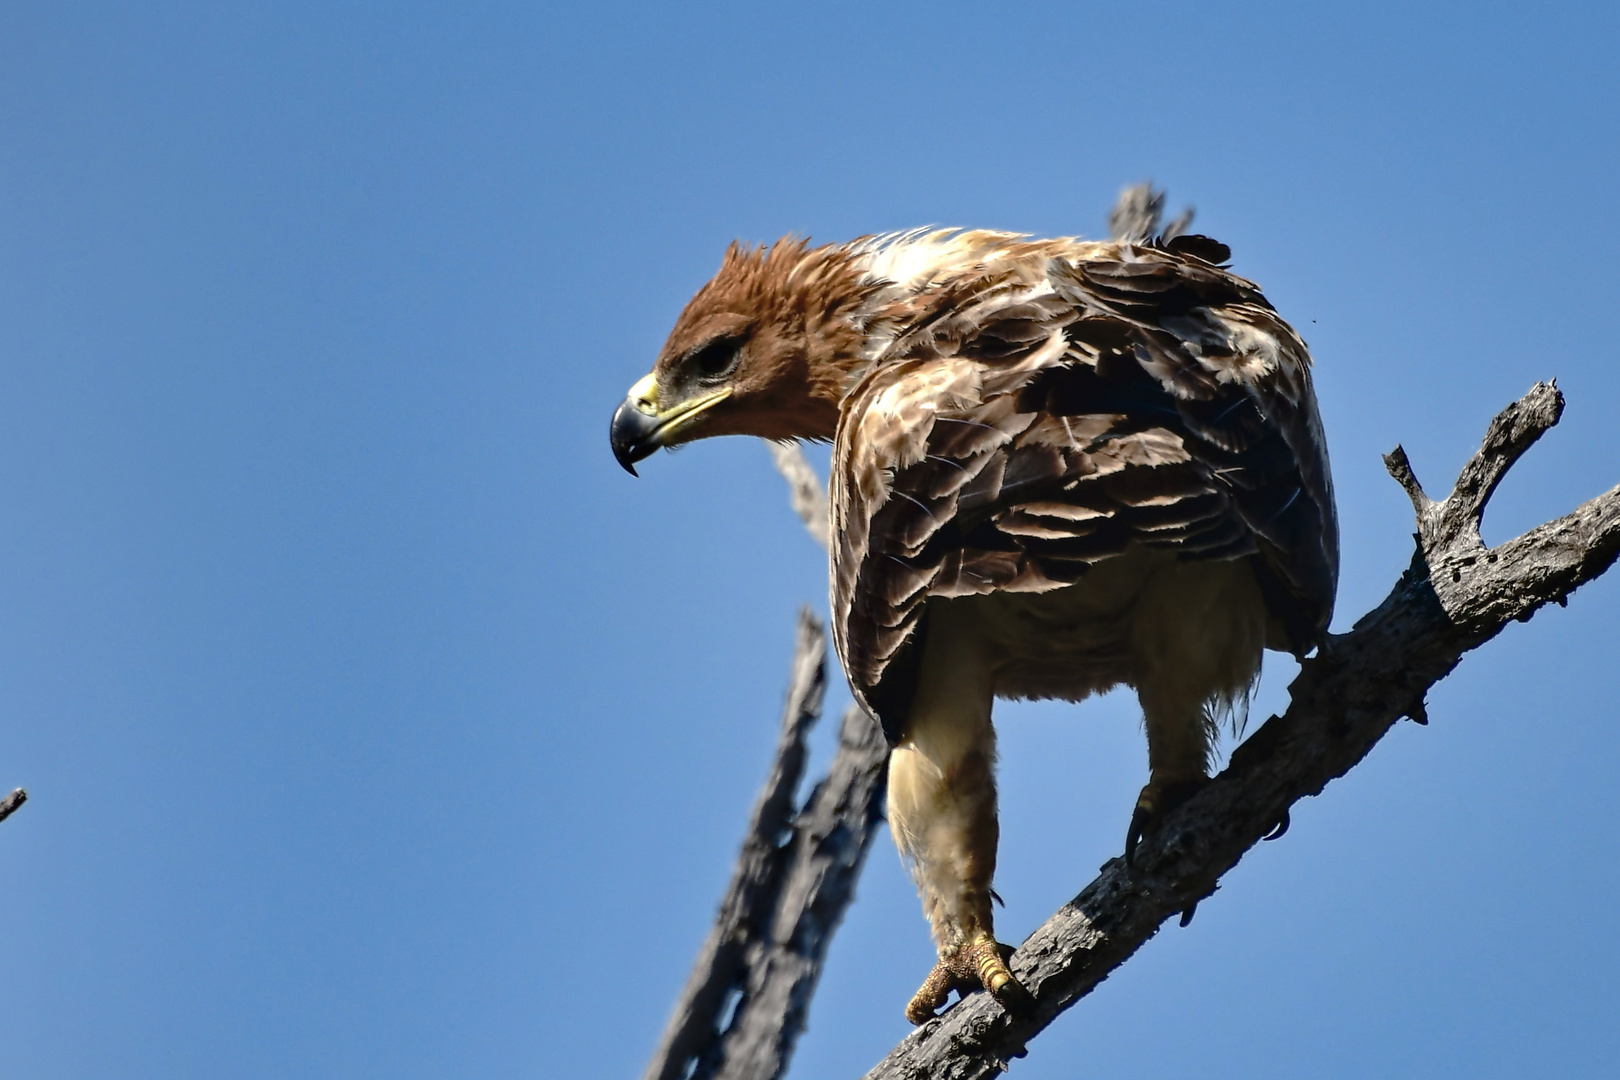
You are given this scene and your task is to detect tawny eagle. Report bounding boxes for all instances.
[610,227,1338,1023]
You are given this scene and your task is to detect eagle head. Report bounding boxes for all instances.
[610,237,876,474]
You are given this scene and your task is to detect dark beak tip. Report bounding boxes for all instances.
[610,397,661,477]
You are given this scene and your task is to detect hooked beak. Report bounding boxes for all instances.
[609,373,733,476]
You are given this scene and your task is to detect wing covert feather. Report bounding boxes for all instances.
[831,241,1338,741]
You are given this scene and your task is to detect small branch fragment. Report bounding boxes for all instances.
[1108,184,1165,243]
[1440,380,1564,547]
[1162,205,1196,241]
[767,442,830,552]
[1108,182,1194,243]
[1382,445,1433,519]
[0,788,26,825]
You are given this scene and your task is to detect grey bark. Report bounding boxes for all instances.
[0,788,25,825]
[643,609,889,1080]
[1107,182,1194,243]
[765,443,830,553]
[707,704,888,1080]
[860,381,1620,1079]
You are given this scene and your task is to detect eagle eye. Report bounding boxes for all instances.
[687,336,742,380]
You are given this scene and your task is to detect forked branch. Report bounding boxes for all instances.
[861,382,1620,1079]
[643,609,888,1080]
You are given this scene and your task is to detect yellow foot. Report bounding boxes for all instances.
[1125,776,1207,867]
[903,932,1034,1025]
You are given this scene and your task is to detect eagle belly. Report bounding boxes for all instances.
[923,546,1271,726]
[883,544,1269,965]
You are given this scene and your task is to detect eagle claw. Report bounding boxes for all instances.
[1124,777,1207,866]
[904,933,1032,1025]
[1262,808,1291,841]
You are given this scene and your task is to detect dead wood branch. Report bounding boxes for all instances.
[644,439,881,1080]
[766,443,830,552]
[861,381,1620,1079]
[704,705,887,1080]
[644,610,888,1080]
[1108,182,1194,243]
[0,788,25,825]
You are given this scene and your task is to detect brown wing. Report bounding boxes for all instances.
[830,238,1338,744]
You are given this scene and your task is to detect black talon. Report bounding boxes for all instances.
[1125,804,1151,867]
[1127,780,1205,867]
[992,973,1036,1018]
[1263,809,1291,841]
[1179,901,1198,927]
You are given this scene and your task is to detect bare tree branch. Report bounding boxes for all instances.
[644,610,889,1080]
[644,610,825,1080]
[644,440,878,1080]
[766,443,830,552]
[703,705,887,1080]
[1107,182,1194,243]
[860,382,1620,1079]
[0,788,25,825]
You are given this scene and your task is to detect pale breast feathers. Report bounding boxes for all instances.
[830,237,1339,740]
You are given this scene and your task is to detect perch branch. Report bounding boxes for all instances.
[861,382,1620,1080]
[0,788,25,825]
[644,610,888,1080]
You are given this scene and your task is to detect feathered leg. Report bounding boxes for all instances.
[1128,676,1216,865]
[887,605,1029,1023]
[1127,560,1267,863]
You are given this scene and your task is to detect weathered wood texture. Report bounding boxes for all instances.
[643,608,889,1080]
[708,704,887,1080]
[766,442,831,553]
[1107,181,1194,244]
[0,787,25,825]
[861,381,1620,1080]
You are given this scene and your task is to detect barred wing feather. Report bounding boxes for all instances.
[830,241,1338,741]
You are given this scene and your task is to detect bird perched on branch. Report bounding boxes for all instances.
[611,219,1338,1024]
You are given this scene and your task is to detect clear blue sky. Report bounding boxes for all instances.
[1,3,1617,1077]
